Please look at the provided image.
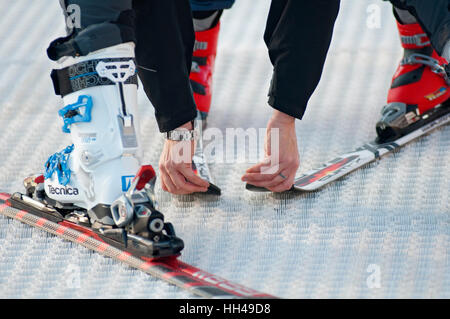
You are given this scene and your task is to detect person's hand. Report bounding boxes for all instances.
[159,121,209,194]
[241,110,300,192]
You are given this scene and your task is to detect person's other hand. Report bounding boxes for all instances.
[242,110,299,192]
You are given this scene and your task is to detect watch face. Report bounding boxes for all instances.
[167,130,198,141]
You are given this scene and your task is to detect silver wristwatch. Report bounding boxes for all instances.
[166,121,198,141]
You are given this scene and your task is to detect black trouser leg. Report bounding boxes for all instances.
[133,0,197,132]
[264,0,340,120]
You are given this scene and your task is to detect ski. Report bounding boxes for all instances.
[246,103,450,192]
[0,192,273,298]
[193,112,221,195]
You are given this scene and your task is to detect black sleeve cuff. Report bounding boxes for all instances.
[268,95,307,120]
[156,107,198,133]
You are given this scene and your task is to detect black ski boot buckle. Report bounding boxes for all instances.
[110,165,184,258]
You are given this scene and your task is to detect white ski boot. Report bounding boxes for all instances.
[12,42,183,257]
[43,42,141,225]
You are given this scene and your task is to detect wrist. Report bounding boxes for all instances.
[270,110,295,125]
[177,120,194,130]
[166,120,197,141]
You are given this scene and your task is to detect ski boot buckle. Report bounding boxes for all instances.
[58,95,93,133]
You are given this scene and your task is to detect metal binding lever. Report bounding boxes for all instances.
[130,165,155,190]
[126,165,156,199]
[109,165,183,256]
[110,165,157,228]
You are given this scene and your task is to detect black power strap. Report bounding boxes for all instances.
[51,58,138,97]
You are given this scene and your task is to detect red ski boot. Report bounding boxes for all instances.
[376,22,450,142]
[190,21,221,123]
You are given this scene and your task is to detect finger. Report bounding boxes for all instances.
[242,162,287,183]
[162,174,192,195]
[160,168,179,194]
[245,158,272,173]
[243,169,284,187]
[172,170,208,193]
[179,165,210,188]
[268,180,293,192]
[160,179,168,192]
[160,164,192,195]
[264,170,291,187]
[267,171,295,192]
[163,163,187,193]
[242,172,277,183]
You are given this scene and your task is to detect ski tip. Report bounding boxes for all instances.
[205,183,221,196]
[245,183,297,193]
[245,183,270,192]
